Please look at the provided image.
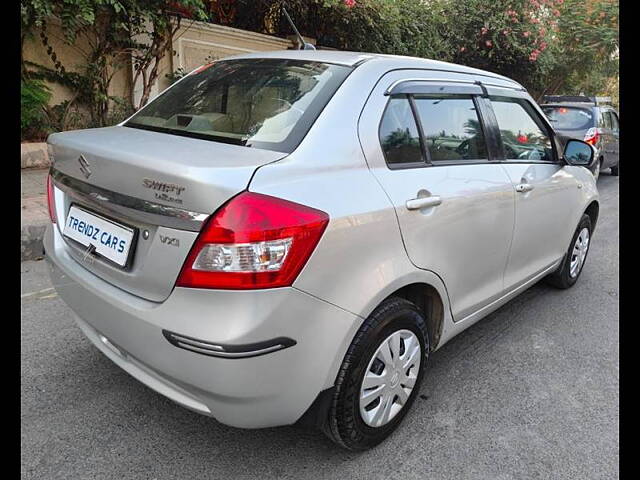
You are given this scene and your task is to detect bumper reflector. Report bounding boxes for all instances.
[162,330,296,359]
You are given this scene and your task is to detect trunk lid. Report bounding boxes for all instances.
[48,125,287,302]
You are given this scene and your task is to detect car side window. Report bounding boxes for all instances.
[490,97,554,162]
[412,95,488,162]
[379,96,424,167]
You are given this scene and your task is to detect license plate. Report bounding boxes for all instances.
[63,206,135,267]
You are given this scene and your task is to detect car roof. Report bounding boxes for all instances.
[224,49,522,87]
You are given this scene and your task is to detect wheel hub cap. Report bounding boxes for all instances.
[569,227,590,278]
[359,329,421,428]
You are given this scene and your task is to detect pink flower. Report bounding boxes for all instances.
[460,46,466,52]
[523,31,531,37]
[539,27,546,35]
[481,26,489,35]
[529,49,540,61]
[485,40,493,48]
[344,0,356,7]
[553,9,560,16]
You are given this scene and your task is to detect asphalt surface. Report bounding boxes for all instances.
[21,174,619,480]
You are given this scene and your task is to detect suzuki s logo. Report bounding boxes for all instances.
[78,155,92,179]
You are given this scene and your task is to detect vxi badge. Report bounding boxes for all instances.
[142,178,186,205]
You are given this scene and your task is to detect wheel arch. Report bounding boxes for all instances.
[584,200,599,232]
[317,266,455,397]
[379,282,446,351]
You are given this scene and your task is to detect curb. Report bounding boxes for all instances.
[21,223,47,262]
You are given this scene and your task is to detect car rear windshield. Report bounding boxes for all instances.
[125,59,352,153]
[541,106,594,130]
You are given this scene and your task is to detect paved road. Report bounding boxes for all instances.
[21,175,619,480]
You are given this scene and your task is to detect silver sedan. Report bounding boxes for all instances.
[45,50,599,450]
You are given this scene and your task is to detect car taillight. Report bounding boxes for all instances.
[176,192,329,290]
[47,174,56,224]
[584,127,601,146]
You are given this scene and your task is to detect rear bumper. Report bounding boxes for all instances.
[44,224,359,428]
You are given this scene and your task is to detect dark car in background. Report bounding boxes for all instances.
[541,96,619,180]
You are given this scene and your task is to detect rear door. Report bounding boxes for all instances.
[601,109,620,168]
[487,91,583,290]
[599,109,613,168]
[359,70,516,321]
[610,110,620,167]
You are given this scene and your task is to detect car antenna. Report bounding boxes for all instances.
[282,5,316,50]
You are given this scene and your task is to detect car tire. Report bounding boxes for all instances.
[546,214,592,289]
[323,297,429,451]
[610,162,619,176]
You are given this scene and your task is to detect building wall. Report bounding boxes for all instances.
[23,18,299,113]
[136,21,296,105]
[136,20,298,106]
[22,18,131,107]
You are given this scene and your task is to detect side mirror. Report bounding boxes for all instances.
[563,139,595,167]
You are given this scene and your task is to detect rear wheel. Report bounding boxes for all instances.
[610,162,619,176]
[324,297,428,450]
[546,214,592,289]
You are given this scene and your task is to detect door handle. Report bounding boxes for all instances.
[515,183,534,193]
[406,195,442,210]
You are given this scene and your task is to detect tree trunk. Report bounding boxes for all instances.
[135,17,181,110]
[138,58,160,108]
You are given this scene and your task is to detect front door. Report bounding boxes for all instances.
[487,94,583,290]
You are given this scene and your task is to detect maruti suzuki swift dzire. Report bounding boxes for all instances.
[45,50,599,450]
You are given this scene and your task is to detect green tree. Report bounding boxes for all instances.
[541,0,618,100]
[438,0,562,97]
[22,0,135,126]
[22,0,618,133]
[128,1,207,109]
[212,1,452,61]
[21,79,51,139]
